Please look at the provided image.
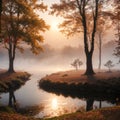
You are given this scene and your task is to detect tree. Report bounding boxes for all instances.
[78,60,83,69]
[51,0,106,75]
[96,16,111,70]
[71,59,78,70]
[113,0,120,63]
[0,0,2,40]
[1,0,49,73]
[71,58,83,70]
[104,60,114,72]
[114,40,120,64]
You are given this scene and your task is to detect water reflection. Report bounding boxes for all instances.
[51,98,58,110]
[1,73,119,118]
[39,79,120,113]
[8,88,17,109]
[35,95,84,118]
[86,98,94,111]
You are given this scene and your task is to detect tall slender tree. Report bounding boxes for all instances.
[96,16,111,70]
[0,0,2,37]
[113,0,120,63]
[1,0,49,73]
[51,0,106,75]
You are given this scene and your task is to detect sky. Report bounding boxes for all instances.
[39,0,83,48]
[38,0,115,49]
[0,0,118,72]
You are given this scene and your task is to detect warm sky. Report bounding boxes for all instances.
[39,0,115,49]
[39,0,83,49]
[0,0,118,72]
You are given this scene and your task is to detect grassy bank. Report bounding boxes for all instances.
[40,70,120,98]
[0,105,41,120]
[44,105,120,120]
[0,105,120,120]
[0,71,31,92]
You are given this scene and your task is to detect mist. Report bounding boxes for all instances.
[0,40,119,74]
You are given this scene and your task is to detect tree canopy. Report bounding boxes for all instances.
[1,0,49,72]
[50,0,110,75]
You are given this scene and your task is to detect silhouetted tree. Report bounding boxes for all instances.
[71,59,78,70]
[71,58,83,70]
[104,60,114,72]
[78,59,83,69]
[51,0,108,75]
[1,0,49,73]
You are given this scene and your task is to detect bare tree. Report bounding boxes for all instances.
[104,60,114,72]
[71,58,83,70]
[71,59,78,70]
[78,59,83,69]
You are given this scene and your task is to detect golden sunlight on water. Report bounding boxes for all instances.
[51,98,58,110]
[41,95,83,118]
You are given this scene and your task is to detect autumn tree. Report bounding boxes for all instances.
[51,0,107,75]
[1,0,49,73]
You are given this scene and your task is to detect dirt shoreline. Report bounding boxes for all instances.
[44,105,120,120]
[0,71,31,93]
[40,70,120,98]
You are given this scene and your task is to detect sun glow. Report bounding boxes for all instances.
[51,98,58,110]
[51,21,59,31]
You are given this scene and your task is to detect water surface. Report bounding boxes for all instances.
[0,71,115,118]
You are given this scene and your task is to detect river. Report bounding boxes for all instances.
[0,70,115,118]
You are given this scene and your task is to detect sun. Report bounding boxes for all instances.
[51,21,59,31]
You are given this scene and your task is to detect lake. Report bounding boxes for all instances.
[0,71,116,118]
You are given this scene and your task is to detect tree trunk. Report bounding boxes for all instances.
[84,53,95,75]
[7,41,15,73]
[8,57,15,73]
[98,32,102,70]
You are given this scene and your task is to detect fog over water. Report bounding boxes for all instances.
[0,40,119,72]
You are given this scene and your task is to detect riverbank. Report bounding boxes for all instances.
[0,105,120,120]
[0,70,31,93]
[39,70,120,97]
[45,105,120,120]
